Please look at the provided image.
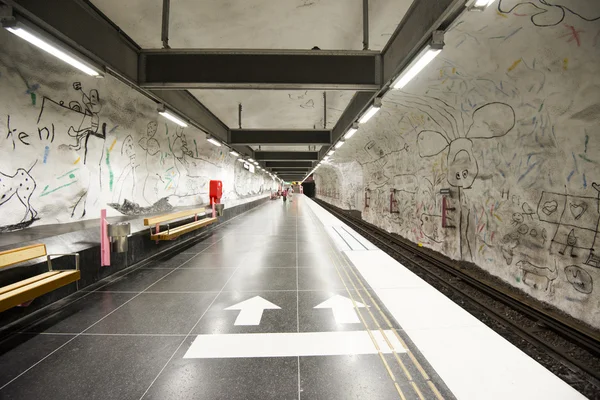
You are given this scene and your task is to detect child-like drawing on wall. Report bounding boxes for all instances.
[417,102,516,261]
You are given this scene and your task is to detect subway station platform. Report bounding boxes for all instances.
[0,196,585,400]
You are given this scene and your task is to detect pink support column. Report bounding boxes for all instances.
[100,209,110,266]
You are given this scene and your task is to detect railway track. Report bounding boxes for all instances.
[315,199,600,399]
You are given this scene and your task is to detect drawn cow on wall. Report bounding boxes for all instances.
[417,102,516,260]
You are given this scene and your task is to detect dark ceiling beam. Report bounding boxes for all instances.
[230,130,331,145]
[269,170,310,175]
[255,152,319,161]
[328,0,465,152]
[150,90,228,142]
[4,0,235,148]
[139,49,381,90]
[331,91,377,143]
[381,0,465,84]
[265,161,313,168]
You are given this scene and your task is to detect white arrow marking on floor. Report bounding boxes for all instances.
[225,296,281,326]
[184,330,405,358]
[314,295,367,324]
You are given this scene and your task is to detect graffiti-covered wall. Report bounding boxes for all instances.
[316,0,600,328]
[0,31,277,232]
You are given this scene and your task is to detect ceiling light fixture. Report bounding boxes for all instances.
[335,141,345,149]
[358,98,382,124]
[344,124,359,140]
[230,150,240,156]
[327,150,335,156]
[157,104,188,127]
[248,158,255,162]
[3,21,103,77]
[207,137,222,147]
[392,31,444,90]
[473,0,495,7]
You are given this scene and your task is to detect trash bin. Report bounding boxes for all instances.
[107,222,131,253]
[215,203,225,217]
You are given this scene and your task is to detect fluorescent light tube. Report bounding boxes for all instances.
[358,103,381,124]
[230,150,240,156]
[253,161,259,165]
[392,45,442,90]
[207,138,221,147]
[344,127,358,139]
[474,0,495,6]
[237,158,245,162]
[159,111,188,127]
[248,158,255,162]
[6,27,101,77]
[327,150,335,156]
[335,141,345,149]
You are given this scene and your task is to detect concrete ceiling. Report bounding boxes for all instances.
[190,90,354,129]
[91,0,412,50]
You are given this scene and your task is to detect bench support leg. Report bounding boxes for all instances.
[155,224,160,244]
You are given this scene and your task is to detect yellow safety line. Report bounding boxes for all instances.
[308,204,445,400]
[331,242,445,400]
[325,251,406,400]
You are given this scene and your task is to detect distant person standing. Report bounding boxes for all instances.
[282,188,287,202]
[288,187,293,202]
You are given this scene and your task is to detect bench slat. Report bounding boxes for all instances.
[0,244,47,269]
[144,208,206,226]
[0,270,80,313]
[0,271,62,296]
[150,218,217,241]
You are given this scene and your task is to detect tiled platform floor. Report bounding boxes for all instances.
[0,197,452,399]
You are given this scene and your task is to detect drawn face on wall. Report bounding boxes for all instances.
[417,102,515,189]
[86,89,102,114]
[122,135,135,160]
[447,138,477,188]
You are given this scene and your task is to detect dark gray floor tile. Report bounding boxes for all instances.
[143,340,298,400]
[143,252,198,269]
[87,292,216,334]
[297,252,337,268]
[224,267,297,291]
[203,240,264,254]
[148,268,235,292]
[261,241,297,253]
[298,267,346,291]
[192,290,298,334]
[239,252,297,268]
[27,292,137,334]
[0,333,75,388]
[97,268,174,292]
[184,252,240,268]
[0,335,182,400]
[299,355,400,400]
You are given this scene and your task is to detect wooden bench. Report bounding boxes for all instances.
[0,244,80,313]
[144,208,217,241]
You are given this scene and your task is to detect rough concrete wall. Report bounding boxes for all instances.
[316,0,600,328]
[315,161,363,210]
[0,31,277,232]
